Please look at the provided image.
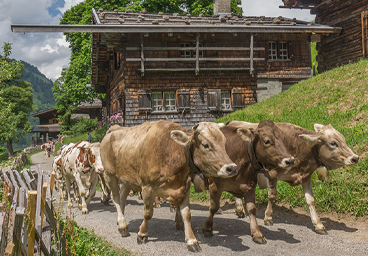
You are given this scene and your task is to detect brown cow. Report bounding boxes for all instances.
[177,120,295,244]
[100,120,239,252]
[233,121,359,235]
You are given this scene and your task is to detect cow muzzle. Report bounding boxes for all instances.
[345,155,359,165]
[279,157,295,168]
[218,163,238,177]
[97,168,104,174]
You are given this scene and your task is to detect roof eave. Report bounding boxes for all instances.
[11,24,341,34]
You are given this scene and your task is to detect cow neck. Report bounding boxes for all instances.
[184,143,201,174]
[246,139,272,182]
[246,138,263,171]
[311,145,327,169]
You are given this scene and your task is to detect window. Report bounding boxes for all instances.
[221,91,231,110]
[165,91,176,111]
[152,92,163,111]
[268,41,288,60]
[279,42,288,60]
[208,89,233,111]
[181,43,203,58]
[269,42,277,60]
[181,43,191,58]
[152,91,177,112]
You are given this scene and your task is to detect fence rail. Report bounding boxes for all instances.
[0,167,70,256]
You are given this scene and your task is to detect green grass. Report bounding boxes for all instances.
[215,59,368,217]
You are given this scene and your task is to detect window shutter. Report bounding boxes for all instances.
[232,89,245,109]
[138,90,152,111]
[177,90,190,111]
[207,89,221,111]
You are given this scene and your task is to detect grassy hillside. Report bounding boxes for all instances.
[216,59,368,217]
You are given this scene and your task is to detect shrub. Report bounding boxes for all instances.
[0,145,5,153]
[70,118,99,135]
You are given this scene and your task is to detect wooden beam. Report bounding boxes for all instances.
[196,33,199,75]
[126,57,265,62]
[26,191,37,256]
[141,34,145,76]
[250,34,254,74]
[127,46,264,51]
[11,24,342,34]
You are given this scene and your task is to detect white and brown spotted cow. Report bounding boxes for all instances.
[61,141,104,214]
[100,121,239,252]
[52,154,66,198]
[232,121,359,235]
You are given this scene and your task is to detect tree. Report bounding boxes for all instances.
[55,0,242,131]
[0,42,33,158]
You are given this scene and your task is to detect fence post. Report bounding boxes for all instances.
[26,191,37,256]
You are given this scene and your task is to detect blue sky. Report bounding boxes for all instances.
[1,0,314,81]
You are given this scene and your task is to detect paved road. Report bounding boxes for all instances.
[31,151,368,256]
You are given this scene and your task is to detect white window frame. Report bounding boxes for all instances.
[152,92,163,112]
[164,91,176,111]
[221,90,231,110]
[152,91,177,112]
[279,42,288,60]
[180,43,191,58]
[268,42,278,60]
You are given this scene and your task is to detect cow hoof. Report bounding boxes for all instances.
[154,203,161,208]
[137,236,148,244]
[236,211,245,218]
[264,220,273,226]
[78,204,82,210]
[101,199,110,205]
[253,236,267,244]
[82,209,89,215]
[187,243,201,252]
[315,229,328,235]
[119,229,130,237]
[202,229,213,238]
[216,208,222,214]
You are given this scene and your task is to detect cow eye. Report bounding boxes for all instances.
[264,140,270,145]
[203,144,209,149]
[330,141,338,147]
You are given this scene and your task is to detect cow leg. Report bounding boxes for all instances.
[85,175,98,205]
[105,173,130,236]
[175,206,184,231]
[74,172,88,214]
[153,196,161,208]
[65,177,73,209]
[137,186,154,244]
[202,188,222,238]
[98,174,111,204]
[244,189,266,244]
[180,189,201,252]
[235,197,246,218]
[302,177,327,235]
[264,180,278,226]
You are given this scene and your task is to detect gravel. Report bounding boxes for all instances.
[31,152,368,256]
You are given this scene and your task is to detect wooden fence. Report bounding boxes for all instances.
[0,167,70,256]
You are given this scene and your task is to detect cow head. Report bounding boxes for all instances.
[85,142,104,174]
[299,124,359,170]
[170,122,238,178]
[237,120,295,170]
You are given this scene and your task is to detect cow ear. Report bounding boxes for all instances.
[314,123,324,133]
[171,130,192,146]
[237,127,254,142]
[299,134,322,146]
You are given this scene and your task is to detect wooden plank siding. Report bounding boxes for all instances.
[309,0,368,72]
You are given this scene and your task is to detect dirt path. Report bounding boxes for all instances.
[31,151,368,256]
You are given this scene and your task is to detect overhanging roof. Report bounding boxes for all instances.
[11,23,341,34]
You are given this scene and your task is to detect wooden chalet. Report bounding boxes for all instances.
[280,0,368,73]
[31,99,102,144]
[11,0,340,128]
